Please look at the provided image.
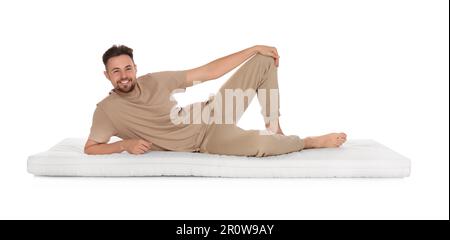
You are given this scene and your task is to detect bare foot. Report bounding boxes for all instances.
[265,119,285,135]
[304,133,347,149]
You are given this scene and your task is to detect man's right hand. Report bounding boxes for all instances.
[254,45,280,67]
[120,139,152,155]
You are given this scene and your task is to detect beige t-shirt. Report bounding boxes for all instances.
[88,71,211,152]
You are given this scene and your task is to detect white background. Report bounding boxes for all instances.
[0,0,448,219]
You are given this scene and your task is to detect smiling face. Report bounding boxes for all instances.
[104,54,138,93]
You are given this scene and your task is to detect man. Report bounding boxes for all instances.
[84,45,347,157]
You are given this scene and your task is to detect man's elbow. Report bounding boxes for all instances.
[84,145,98,155]
[84,147,94,155]
[186,66,217,85]
[84,138,105,155]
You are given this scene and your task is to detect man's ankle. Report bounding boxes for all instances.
[303,137,316,149]
[265,119,281,132]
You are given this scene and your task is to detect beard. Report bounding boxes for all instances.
[115,77,136,93]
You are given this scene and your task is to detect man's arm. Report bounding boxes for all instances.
[185,45,279,85]
[84,139,152,155]
[84,139,124,155]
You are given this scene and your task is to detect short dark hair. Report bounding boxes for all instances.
[102,45,134,67]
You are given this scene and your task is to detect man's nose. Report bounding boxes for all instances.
[119,72,127,79]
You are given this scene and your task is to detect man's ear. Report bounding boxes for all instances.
[134,64,138,73]
[104,70,110,80]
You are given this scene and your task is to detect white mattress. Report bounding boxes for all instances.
[27,138,411,178]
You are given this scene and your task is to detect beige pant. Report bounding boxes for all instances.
[198,53,305,157]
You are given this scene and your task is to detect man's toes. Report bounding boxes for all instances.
[339,133,346,138]
[336,138,345,146]
[336,134,347,142]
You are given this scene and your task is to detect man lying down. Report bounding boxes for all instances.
[84,45,347,157]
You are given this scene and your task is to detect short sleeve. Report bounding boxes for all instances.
[88,107,117,143]
[151,70,190,93]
